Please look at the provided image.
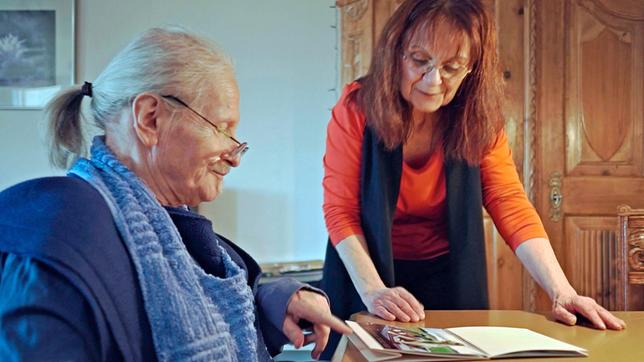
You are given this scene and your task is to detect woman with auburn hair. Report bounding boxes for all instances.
[321,0,624,356]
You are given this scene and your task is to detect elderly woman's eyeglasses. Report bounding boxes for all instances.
[403,52,470,80]
[161,95,249,159]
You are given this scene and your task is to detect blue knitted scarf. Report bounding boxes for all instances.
[69,136,258,361]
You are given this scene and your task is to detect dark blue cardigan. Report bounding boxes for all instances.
[0,177,299,361]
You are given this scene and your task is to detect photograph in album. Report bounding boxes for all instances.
[347,320,588,361]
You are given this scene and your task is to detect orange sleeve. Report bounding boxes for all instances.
[480,130,548,251]
[322,83,366,246]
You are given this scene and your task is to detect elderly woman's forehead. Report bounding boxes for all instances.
[209,88,240,117]
[197,81,239,105]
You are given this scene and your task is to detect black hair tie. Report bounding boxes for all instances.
[81,81,93,98]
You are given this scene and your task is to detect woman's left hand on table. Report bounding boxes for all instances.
[552,292,626,330]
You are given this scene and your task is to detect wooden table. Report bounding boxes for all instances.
[333,310,644,361]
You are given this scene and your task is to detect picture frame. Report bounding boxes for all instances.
[0,0,74,109]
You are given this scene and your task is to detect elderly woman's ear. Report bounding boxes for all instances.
[131,93,165,147]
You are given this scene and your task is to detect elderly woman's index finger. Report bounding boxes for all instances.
[315,313,353,335]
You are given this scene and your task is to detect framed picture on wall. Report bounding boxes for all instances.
[0,0,74,109]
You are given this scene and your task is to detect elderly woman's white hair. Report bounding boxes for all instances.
[46,26,234,169]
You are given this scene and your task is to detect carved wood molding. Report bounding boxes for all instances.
[522,0,538,312]
[629,272,644,284]
[627,228,644,273]
[524,0,537,205]
[618,204,633,214]
[617,205,644,291]
[579,0,644,21]
[345,32,364,83]
[337,0,369,21]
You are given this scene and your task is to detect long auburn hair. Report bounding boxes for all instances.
[350,0,503,165]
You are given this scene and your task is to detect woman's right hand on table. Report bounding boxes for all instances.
[335,235,426,323]
[363,286,425,322]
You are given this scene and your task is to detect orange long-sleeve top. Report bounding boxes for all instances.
[323,82,547,260]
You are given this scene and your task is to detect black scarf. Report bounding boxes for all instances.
[321,124,488,357]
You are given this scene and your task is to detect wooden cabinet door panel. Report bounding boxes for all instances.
[537,0,644,311]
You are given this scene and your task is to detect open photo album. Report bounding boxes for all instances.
[346,321,588,361]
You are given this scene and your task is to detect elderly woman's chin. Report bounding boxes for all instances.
[174,179,222,206]
[194,181,223,204]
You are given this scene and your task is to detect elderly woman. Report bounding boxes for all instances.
[0,27,350,361]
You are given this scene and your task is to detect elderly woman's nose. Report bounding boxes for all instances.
[222,150,241,167]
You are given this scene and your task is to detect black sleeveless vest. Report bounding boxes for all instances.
[321,124,489,357]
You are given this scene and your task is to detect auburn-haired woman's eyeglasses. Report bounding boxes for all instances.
[403,52,471,80]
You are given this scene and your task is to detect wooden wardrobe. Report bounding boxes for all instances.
[336,0,644,311]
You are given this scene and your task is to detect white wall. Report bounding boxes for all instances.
[0,0,338,263]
